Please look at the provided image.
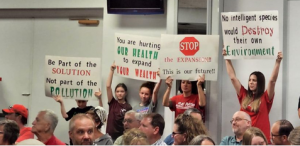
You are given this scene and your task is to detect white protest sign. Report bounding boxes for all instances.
[159,34,219,81]
[45,56,101,100]
[114,33,160,82]
[221,11,279,59]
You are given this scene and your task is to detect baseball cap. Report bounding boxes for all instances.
[2,104,28,119]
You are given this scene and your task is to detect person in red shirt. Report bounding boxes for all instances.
[31,109,65,145]
[2,104,34,143]
[223,49,283,143]
[162,74,206,118]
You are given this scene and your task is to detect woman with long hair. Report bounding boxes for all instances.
[242,127,268,145]
[172,114,208,145]
[224,49,283,143]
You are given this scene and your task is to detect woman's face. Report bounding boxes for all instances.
[181,80,192,93]
[115,87,126,100]
[248,74,258,92]
[139,87,151,104]
[172,124,185,145]
[251,136,267,145]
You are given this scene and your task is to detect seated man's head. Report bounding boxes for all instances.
[0,120,20,145]
[271,119,294,145]
[231,111,251,136]
[123,110,142,130]
[139,113,164,142]
[31,109,58,135]
[69,114,95,145]
[184,108,202,121]
[2,104,28,126]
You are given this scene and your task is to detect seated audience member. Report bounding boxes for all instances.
[242,127,267,145]
[123,128,148,145]
[139,113,167,145]
[130,137,150,145]
[164,108,203,145]
[114,110,142,145]
[172,114,208,145]
[271,119,294,145]
[0,120,20,145]
[86,106,113,145]
[69,113,95,145]
[16,139,45,145]
[220,111,251,145]
[2,104,34,143]
[288,126,300,145]
[31,109,65,145]
[189,135,215,145]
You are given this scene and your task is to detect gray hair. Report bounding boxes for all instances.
[40,109,58,131]
[189,135,215,145]
[288,126,300,145]
[125,110,143,121]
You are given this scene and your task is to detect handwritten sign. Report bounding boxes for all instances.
[159,34,219,81]
[221,11,279,59]
[45,55,101,99]
[114,33,160,82]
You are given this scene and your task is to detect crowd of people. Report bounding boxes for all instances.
[1,51,300,145]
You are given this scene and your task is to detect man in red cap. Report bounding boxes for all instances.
[2,104,34,143]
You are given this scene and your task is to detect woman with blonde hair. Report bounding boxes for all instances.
[242,127,267,145]
[172,114,208,145]
[123,128,148,145]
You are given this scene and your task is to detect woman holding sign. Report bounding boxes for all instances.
[162,75,206,118]
[223,49,283,143]
[106,62,132,141]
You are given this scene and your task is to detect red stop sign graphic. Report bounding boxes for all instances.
[179,37,200,56]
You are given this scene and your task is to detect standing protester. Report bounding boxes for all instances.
[224,49,283,143]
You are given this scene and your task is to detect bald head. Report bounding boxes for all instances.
[231,111,251,136]
[233,111,251,122]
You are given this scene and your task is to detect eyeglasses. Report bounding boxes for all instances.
[172,132,182,136]
[271,133,282,137]
[230,118,249,124]
[123,119,133,124]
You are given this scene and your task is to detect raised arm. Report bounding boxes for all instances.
[223,49,241,95]
[53,95,68,118]
[267,52,282,99]
[162,76,173,107]
[95,88,103,107]
[152,79,162,105]
[106,63,116,103]
[197,74,206,107]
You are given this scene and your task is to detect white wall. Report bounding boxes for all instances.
[285,0,300,128]
[178,8,207,24]
[220,0,285,141]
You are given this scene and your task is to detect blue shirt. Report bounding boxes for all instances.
[220,136,242,145]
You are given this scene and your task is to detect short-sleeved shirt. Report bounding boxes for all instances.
[16,127,34,142]
[44,135,66,145]
[169,94,200,118]
[133,100,156,114]
[220,136,242,145]
[65,106,94,121]
[238,86,273,143]
[106,98,132,140]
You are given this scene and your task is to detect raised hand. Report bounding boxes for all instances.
[166,76,173,88]
[111,62,116,72]
[94,88,102,99]
[277,51,283,61]
[53,95,62,103]
[197,74,205,86]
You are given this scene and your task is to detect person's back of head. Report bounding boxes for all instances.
[86,106,107,130]
[242,127,267,145]
[0,120,20,145]
[41,109,58,133]
[288,126,300,145]
[189,135,215,145]
[123,128,147,145]
[184,108,202,121]
[16,139,45,145]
